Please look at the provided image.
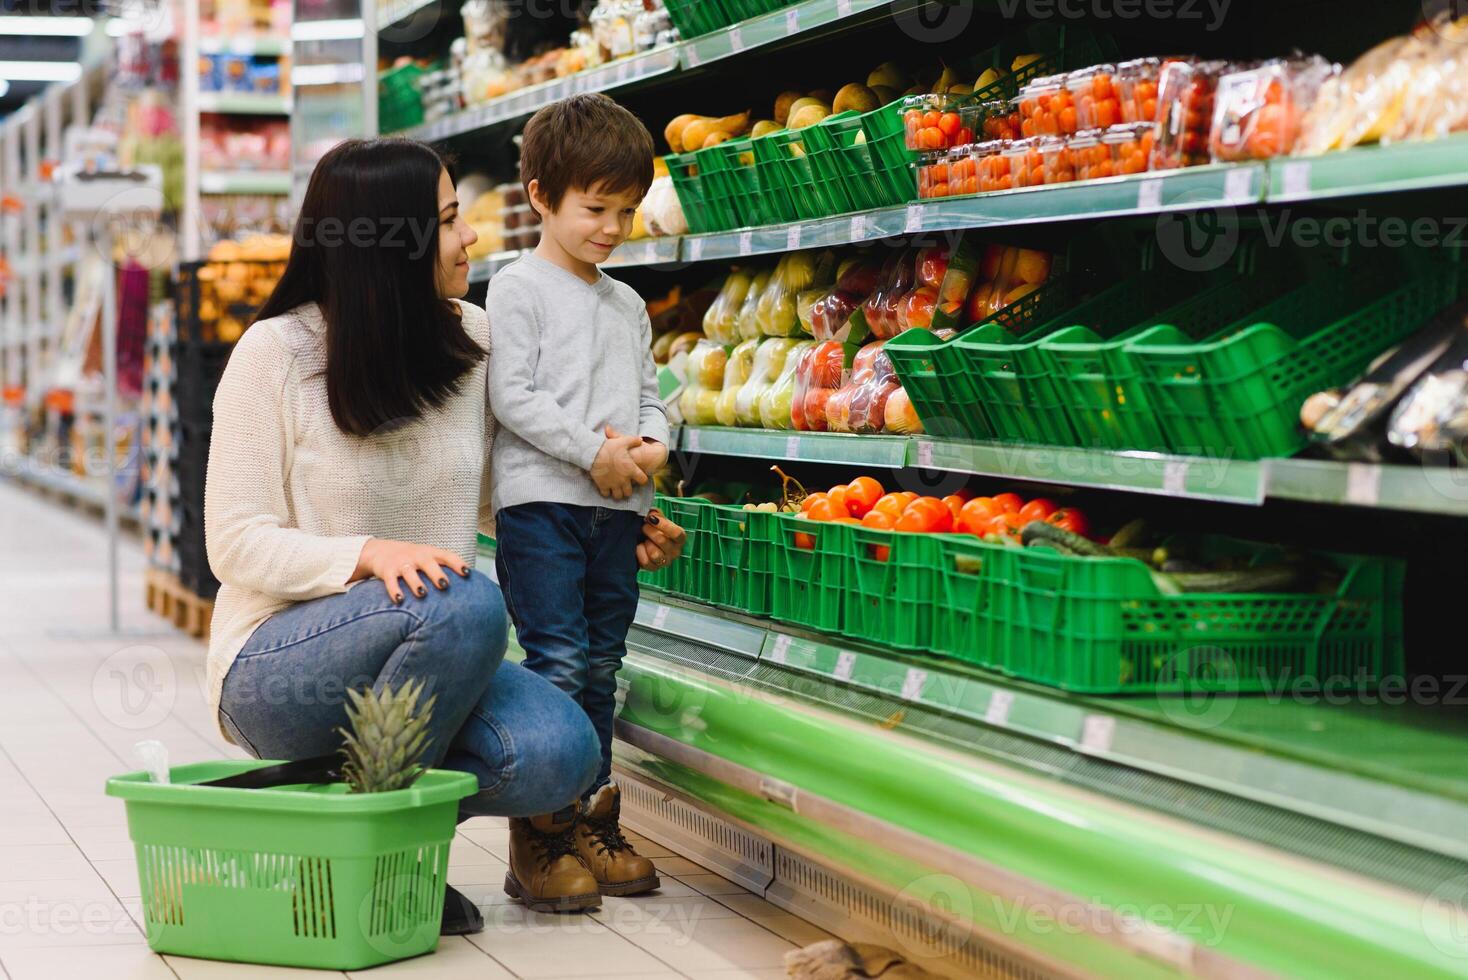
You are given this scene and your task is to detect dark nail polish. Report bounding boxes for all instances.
[437,579,448,589]
[393,594,403,605]
[648,514,660,524]
[416,587,426,598]
[460,566,471,576]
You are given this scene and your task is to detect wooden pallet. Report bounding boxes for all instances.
[145,567,214,640]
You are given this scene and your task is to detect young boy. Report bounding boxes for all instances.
[487,93,668,913]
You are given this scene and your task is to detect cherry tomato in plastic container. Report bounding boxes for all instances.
[903,94,972,151]
[1103,122,1155,176]
[1208,57,1333,162]
[1152,59,1230,170]
[1069,64,1121,131]
[1039,136,1076,184]
[1003,137,1045,189]
[1069,129,1115,181]
[1117,57,1163,124]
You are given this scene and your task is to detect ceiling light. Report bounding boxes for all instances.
[0,61,84,83]
[0,16,95,37]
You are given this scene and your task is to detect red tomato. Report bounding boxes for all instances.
[825,485,850,515]
[800,492,828,513]
[938,112,961,137]
[897,497,953,533]
[986,512,1027,540]
[950,488,974,502]
[941,494,966,521]
[922,110,941,129]
[871,493,908,520]
[806,498,841,522]
[991,492,1024,514]
[846,476,885,518]
[1018,498,1058,522]
[957,497,1000,536]
[861,509,896,529]
[1047,508,1090,536]
[794,532,815,550]
[895,491,919,507]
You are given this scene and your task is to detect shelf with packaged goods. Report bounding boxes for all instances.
[199,171,292,195]
[466,236,680,283]
[1268,134,1468,204]
[673,426,1468,516]
[679,0,901,70]
[0,456,141,524]
[401,46,682,142]
[196,92,291,115]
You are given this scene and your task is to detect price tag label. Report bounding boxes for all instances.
[834,650,857,681]
[900,668,928,701]
[687,237,704,262]
[1281,161,1312,198]
[1137,177,1164,211]
[686,44,703,68]
[785,7,800,33]
[916,440,934,467]
[729,24,745,52]
[836,0,853,16]
[1346,463,1381,507]
[786,224,802,250]
[984,690,1014,725]
[905,203,924,233]
[1080,714,1116,753]
[785,434,801,458]
[686,428,701,452]
[1223,166,1254,205]
[738,229,754,254]
[849,213,867,241]
[770,633,792,664]
[651,605,671,629]
[1162,460,1188,495]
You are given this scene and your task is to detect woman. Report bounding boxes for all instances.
[202,138,685,935]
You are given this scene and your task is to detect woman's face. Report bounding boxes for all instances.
[434,168,477,298]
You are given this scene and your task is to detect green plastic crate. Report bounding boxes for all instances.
[930,534,1007,671]
[665,151,740,234]
[753,128,834,222]
[740,508,782,617]
[972,537,1405,694]
[769,513,845,633]
[811,112,885,213]
[639,493,684,593]
[698,137,784,229]
[1127,261,1460,458]
[858,99,920,208]
[705,503,757,609]
[666,496,719,601]
[663,0,734,37]
[105,760,477,971]
[723,0,787,18]
[841,525,943,652]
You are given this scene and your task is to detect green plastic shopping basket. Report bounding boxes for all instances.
[106,760,477,970]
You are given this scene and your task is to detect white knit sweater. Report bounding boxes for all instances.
[203,300,494,746]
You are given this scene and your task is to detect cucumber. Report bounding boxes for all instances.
[1159,564,1308,594]
[1020,521,1112,557]
[1109,519,1153,550]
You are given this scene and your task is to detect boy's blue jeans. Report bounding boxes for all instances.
[494,502,644,799]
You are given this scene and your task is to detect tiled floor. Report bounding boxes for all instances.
[0,482,833,978]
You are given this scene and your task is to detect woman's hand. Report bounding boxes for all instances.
[637,509,687,571]
[352,538,472,604]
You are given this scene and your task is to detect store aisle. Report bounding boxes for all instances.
[0,484,831,980]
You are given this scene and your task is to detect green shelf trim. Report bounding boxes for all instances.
[680,0,897,70]
[199,171,291,195]
[680,425,911,468]
[1264,457,1468,517]
[614,654,1468,980]
[1269,135,1468,203]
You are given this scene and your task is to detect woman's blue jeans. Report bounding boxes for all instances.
[218,571,600,820]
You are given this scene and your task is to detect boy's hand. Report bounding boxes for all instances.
[591,427,648,500]
[629,437,668,476]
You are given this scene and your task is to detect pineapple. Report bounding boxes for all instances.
[335,679,438,794]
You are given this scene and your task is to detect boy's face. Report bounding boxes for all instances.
[533,181,642,267]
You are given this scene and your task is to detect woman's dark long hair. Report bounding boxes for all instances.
[254,138,486,438]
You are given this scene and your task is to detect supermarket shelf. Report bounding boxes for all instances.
[620,588,1468,866]
[196,92,291,115]
[199,171,292,195]
[677,426,1468,515]
[467,237,680,283]
[680,0,898,69]
[466,249,524,284]
[402,46,681,141]
[199,35,288,56]
[0,456,140,523]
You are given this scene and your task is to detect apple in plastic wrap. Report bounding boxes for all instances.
[802,387,834,432]
[884,386,924,434]
[848,379,899,434]
[807,340,849,388]
[825,385,855,432]
[737,269,772,341]
[697,344,729,390]
[759,340,813,430]
[703,268,754,345]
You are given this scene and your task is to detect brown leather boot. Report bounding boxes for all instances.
[575,783,660,896]
[504,810,601,913]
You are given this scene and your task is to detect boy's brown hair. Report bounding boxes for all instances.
[520,93,655,211]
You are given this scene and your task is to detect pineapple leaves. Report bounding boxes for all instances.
[334,678,439,793]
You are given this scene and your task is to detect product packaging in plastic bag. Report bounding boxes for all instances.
[1388,323,1468,464]
[793,339,859,431]
[1387,15,1468,143]
[827,341,900,434]
[810,255,883,344]
[884,385,925,434]
[677,339,730,427]
[863,248,918,340]
[702,267,755,344]
[758,339,815,430]
[1209,56,1337,162]
[737,268,773,341]
[734,337,801,426]
[715,338,759,426]
[931,237,980,332]
[756,250,838,338]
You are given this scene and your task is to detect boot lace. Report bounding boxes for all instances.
[584,810,635,858]
[528,823,580,866]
